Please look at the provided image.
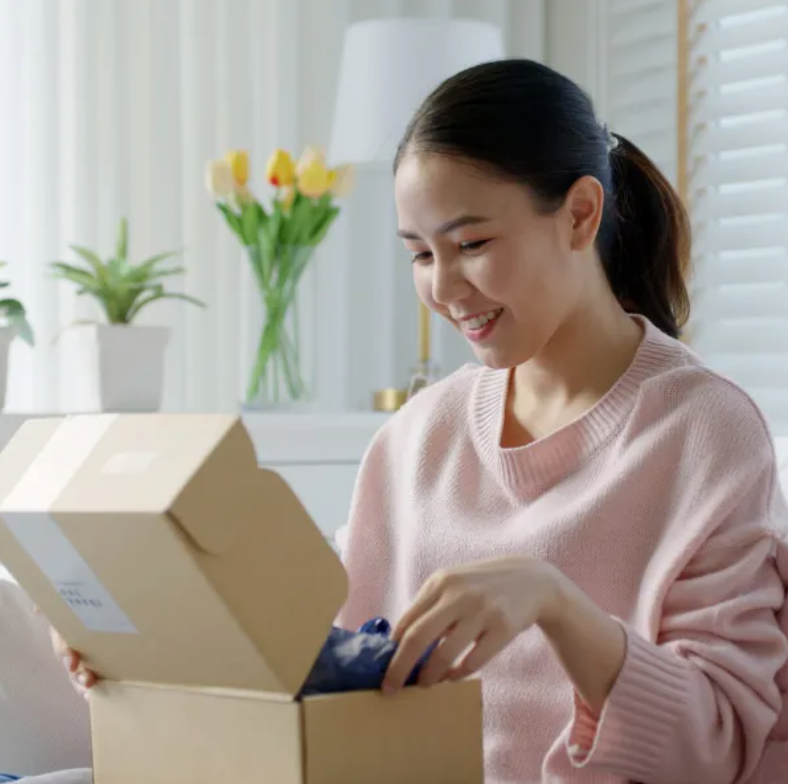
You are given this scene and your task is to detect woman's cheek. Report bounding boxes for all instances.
[413,267,436,308]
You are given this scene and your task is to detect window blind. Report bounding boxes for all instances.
[687,0,788,435]
[604,0,679,185]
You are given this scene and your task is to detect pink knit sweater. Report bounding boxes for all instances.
[338,318,788,784]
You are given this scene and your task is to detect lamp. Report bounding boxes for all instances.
[329,18,505,409]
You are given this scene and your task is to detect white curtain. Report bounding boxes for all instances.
[0,0,543,414]
[601,0,678,184]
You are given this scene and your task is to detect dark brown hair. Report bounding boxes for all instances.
[394,58,691,338]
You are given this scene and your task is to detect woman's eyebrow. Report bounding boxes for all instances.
[397,214,491,240]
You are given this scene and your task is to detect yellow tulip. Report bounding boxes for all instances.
[328,164,354,197]
[266,149,296,187]
[296,146,331,198]
[296,145,325,169]
[225,150,249,187]
[205,158,235,198]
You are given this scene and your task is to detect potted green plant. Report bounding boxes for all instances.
[0,262,34,410]
[52,218,205,412]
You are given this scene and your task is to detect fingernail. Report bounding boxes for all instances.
[382,682,397,696]
[77,672,88,686]
[62,655,73,672]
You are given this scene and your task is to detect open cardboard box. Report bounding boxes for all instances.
[0,415,484,784]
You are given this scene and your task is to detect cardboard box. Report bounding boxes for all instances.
[0,414,484,784]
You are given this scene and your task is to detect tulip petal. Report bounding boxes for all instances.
[225,150,250,187]
[266,149,296,187]
[296,145,327,176]
[297,160,331,198]
[206,159,235,198]
[328,164,354,198]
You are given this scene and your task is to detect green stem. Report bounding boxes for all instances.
[279,328,306,397]
[244,244,313,406]
[292,292,300,386]
[273,340,280,404]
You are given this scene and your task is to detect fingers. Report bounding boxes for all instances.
[417,616,484,687]
[384,600,456,693]
[73,664,97,690]
[448,628,507,681]
[51,630,97,691]
[62,649,79,674]
[391,577,442,643]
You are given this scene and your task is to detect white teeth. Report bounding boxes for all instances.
[465,310,501,330]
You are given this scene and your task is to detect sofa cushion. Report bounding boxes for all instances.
[0,578,90,776]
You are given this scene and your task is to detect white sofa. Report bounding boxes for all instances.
[0,581,90,776]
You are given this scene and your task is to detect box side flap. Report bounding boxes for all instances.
[168,419,259,555]
[198,467,349,697]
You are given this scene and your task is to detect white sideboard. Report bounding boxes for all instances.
[245,412,389,538]
[0,412,389,543]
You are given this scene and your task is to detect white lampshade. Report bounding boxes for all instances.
[329,18,505,167]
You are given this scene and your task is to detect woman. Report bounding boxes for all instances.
[60,60,787,783]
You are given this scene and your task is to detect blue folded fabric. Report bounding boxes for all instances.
[299,617,436,697]
[0,775,20,782]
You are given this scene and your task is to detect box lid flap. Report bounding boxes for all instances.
[0,414,348,695]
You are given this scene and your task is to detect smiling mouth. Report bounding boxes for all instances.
[458,308,503,340]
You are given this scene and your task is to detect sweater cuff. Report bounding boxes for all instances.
[567,624,691,779]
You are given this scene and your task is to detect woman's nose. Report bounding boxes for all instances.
[431,258,470,306]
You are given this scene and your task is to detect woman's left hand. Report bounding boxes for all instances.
[383,556,561,692]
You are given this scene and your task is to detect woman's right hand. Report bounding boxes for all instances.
[50,626,98,695]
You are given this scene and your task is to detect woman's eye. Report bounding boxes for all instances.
[411,250,433,263]
[460,239,489,253]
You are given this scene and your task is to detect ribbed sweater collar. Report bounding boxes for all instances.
[470,317,686,498]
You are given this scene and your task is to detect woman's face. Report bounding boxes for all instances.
[394,152,603,370]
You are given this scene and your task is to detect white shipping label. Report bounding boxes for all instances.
[3,512,138,634]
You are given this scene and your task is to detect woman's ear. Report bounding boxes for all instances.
[565,175,605,252]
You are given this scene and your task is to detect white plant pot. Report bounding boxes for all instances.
[0,326,15,411]
[94,324,170,412]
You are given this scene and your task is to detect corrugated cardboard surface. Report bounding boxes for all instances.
[90,679,484,784]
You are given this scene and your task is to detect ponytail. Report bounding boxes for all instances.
[604,133,691,339]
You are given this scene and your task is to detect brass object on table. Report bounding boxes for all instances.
[371,302,441,412]
[372,387,408,412]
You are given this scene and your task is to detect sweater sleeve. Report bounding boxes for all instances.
[568,450,788,784]
[334,422,397,630]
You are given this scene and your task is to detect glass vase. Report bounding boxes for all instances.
[243,244,314,410]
